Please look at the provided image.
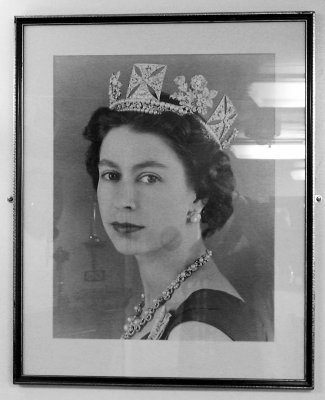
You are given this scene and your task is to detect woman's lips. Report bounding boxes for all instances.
[111,222,145,234]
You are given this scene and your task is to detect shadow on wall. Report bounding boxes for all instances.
[207,193,275,341]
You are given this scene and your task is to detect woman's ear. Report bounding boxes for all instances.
[187,198,206,224]
[193,197,208,212]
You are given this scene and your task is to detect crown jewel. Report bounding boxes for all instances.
[127,64,167,101]
[170,75,218,115]
[108,63,238,149]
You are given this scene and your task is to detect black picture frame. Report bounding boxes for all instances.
[13,12,314,389]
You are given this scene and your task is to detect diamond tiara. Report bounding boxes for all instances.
[108,63,238,149]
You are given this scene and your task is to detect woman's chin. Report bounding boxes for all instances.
[109,237,149,256]
[113,244,140,256]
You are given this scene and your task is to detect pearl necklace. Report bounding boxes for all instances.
[122,249,212,339]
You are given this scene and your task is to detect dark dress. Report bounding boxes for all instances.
[142,289,269,341]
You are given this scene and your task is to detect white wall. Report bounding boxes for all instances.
[1,0,324,399]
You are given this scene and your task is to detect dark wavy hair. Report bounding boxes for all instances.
[83,107,235,238]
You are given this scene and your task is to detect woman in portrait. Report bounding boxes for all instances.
[83,63,268,341]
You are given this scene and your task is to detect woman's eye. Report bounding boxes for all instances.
[138,174,161,184]
[101,171,120,181]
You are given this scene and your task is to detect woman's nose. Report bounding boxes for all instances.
[114,181,137,210]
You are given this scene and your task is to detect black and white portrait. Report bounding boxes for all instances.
[53,54,277,341]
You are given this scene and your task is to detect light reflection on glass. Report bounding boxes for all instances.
[248,81,305,108]
[232,143,305,160]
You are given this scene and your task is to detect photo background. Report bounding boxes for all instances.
[53,54,277,339]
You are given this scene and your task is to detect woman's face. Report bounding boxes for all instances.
[97,125,199,256]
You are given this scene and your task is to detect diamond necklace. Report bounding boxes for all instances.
[122,249,212,339]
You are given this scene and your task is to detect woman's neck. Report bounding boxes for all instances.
[135,238,207,307]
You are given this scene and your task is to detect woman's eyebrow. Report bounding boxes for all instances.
[132,161,168,171]
[98,159,119,169]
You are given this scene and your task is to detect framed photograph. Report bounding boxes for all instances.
[13,12,314,388]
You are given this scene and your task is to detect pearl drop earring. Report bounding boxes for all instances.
[187,211,201,223]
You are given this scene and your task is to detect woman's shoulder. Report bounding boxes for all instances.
[178,288,244,309]
[167,320,232,341]
[161,289,268,341]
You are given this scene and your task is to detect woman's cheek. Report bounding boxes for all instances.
[97,185,110,215]
[159,226,183,251]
